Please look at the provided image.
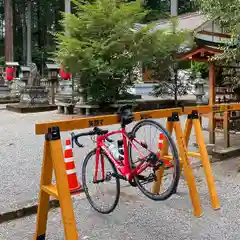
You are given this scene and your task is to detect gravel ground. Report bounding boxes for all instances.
[0,106,209,214]
[1,158,240,239]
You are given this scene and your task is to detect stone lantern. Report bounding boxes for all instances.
[5,62,19,85]
[46,63,60,104]
[194,72,205,105]
[4,62,20,99]
[20,66,31,85]
[5,62,19,79]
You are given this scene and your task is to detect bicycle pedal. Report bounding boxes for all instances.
[137,175,146,181]
[111,172,126,180]
[128,178,137,187]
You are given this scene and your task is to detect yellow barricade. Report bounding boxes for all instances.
[152,110,220,217]
[33,108,182,239]
[33,104,237,238]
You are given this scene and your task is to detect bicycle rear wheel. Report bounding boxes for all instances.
[82,149,120,214]
[128,119,180,201]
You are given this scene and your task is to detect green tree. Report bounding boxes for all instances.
[54,0,189,105]
[142,18,193,105]
[151,68,194,103]
[190,61,209,79]
[143,0,198,22]
[198,0,240,61]
[0,0,198,68]
[198,0,240,97]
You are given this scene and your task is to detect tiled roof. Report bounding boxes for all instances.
[135,12,208,32]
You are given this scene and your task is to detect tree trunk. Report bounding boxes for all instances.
[22,1,27,64]
[174,68,178,107]
[171,0,178,106]
[12,0,16,60]
[37,0,41,49]
[4,0,14,61]
[26,0,31,64]
[65,0,71,36]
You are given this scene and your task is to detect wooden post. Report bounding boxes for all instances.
[208,63,216,144]
[51,81,55,105]
[223,111,230,148]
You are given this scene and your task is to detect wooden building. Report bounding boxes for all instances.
[139,12,237,146]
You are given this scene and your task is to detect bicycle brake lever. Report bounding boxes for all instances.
[71,132,84,148]
[70,132,75,148]
[75,141,84,148]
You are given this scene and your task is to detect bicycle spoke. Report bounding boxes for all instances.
[128,119,180,201]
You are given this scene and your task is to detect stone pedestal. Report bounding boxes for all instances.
[0,77,21,103]
[0,83,20,103]
[55,80,77,114]
[9,78,25,97]
[20,86,49,104]
[0,84,11,98]
[6,86,57,113]
[56,80,75,103]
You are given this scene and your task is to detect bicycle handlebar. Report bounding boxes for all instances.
[71,127,113,148]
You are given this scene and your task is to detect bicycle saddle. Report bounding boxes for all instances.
[117,104,134,126]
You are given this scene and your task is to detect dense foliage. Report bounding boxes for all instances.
[143,0,198,22]
[54,0,190,104]
[198,0,240,91]
[2,0,198,68]
[2,0,66,67]
[198,0,240,61]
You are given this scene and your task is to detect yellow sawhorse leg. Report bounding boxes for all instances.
[190,112,220,210]
[152,113,203,217]
[152,121,174,194]
[34,127,78,240]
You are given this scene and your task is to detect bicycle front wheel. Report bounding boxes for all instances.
[82,149,120,214]
[129,119,180,201]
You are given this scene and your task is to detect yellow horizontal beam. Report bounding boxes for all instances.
[161,155,173,161]
[162,153,201,160]
[42,184,59,199]
[183,103,240,115]
[212,104,240,112]
[183,105,211,115]
[35,108,182,135]
[35,103,240,135]
[161,155,184,170]
[187,152,201,159]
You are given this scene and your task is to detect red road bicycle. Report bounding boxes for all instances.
[72,105,180,214]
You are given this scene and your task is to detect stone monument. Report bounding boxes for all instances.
[0,73,11,102]
[20,63,49,105]
[6,63,57,113]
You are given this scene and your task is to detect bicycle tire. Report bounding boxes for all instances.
[82,149,120,214]
[128,119,180,201]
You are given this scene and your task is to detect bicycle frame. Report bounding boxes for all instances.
[94,128,151,182]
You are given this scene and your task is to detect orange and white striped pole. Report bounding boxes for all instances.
[64,138,81,193]
[158,132,171,167]
[157,132,164,160]
[157,132,164,155]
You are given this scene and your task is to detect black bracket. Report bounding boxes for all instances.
[187,110,199,120]
[36,234,46,240]
[45,126,61,141]
[167,112,180,122]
